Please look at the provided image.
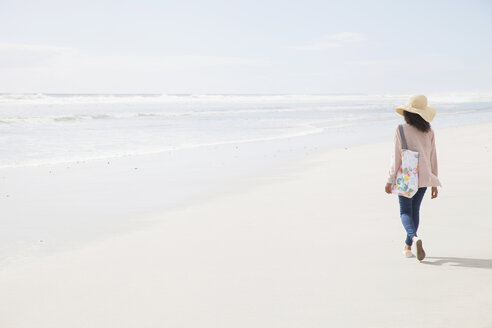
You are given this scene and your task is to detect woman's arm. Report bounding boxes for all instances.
[387,126,402,185]
[385,126,402,193]
[430,129,438,178]
[430,129,439,199]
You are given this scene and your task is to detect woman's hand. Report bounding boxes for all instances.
[431,187,438,199]
[385,183,392,194]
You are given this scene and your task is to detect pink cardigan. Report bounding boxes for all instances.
[387,123,442,188]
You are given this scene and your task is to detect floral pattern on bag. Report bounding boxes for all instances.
[392,149,419,198]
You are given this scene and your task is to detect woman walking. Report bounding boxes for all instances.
[385,95,441,261]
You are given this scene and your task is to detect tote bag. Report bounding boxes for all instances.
[391,124,419,198]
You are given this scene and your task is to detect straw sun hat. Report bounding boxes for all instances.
[396,94,436,122]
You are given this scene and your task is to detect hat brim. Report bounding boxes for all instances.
[396,105,436,123]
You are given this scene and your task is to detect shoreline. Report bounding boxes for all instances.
[1,121,492,327]
[1,120,491,265]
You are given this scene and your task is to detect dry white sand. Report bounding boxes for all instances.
[1,122,491,328]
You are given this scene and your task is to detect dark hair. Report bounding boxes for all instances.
[403,110,431,132]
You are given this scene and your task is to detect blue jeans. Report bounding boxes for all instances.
[398,187,427,246]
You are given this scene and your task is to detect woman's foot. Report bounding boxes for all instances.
[413,237,426,261]
[402,249,415,258]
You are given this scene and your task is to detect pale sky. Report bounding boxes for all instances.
[0,0,491,94]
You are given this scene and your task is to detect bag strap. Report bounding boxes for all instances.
[398,124,408,150]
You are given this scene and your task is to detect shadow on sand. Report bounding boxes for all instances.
[421,257,492,269]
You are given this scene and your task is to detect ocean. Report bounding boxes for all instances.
[1,93,492,169]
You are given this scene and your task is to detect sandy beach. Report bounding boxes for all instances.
[1,121,491,328]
